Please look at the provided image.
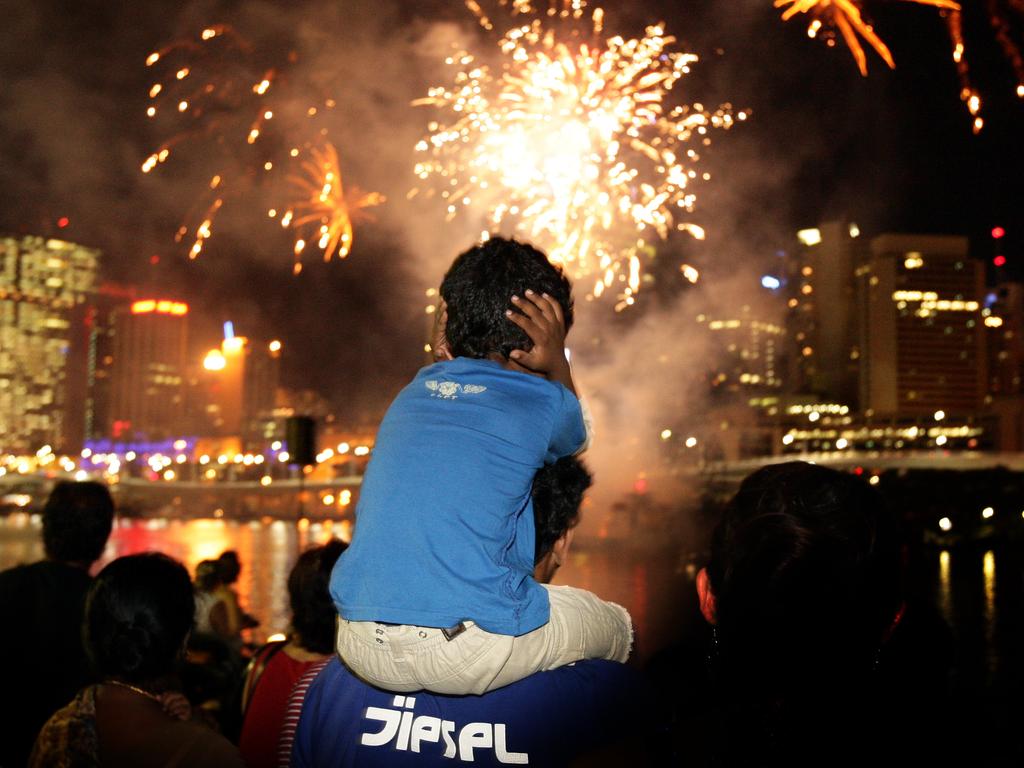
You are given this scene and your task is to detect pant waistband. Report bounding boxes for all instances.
[371,620,469,641]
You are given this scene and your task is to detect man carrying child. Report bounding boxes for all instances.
[330,236,632,696]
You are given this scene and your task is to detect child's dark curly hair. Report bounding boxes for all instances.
[440,236,573,360]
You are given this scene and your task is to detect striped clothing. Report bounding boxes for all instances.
[278,658,331,767]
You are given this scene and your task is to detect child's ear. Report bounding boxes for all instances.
[431,300,453,361]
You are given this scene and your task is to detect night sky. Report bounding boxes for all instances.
[1,0,1021,422]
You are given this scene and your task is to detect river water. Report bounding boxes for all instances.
[1,511,1020,678]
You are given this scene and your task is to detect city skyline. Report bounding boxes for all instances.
[4,218,1020,463]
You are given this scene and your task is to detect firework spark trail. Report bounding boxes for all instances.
[776,0,959,76]
[413,0,743,309]
[141,26,380,269]
[286,143,385,275]
[945,2,1024,132]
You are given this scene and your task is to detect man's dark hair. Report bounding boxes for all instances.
[706,461,902,760]
[85,553,194,684]
[440,236,573,360]
[288,539,348,654]
[42,480,114,564]
[532,456,592,564]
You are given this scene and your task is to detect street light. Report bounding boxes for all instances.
[203,349,226,371]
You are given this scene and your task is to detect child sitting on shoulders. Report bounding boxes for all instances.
[330,236,632,695]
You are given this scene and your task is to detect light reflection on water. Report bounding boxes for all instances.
[0,515,695,654]
[938,549,953,624]
[0,516,1015,675]
[0,515,344,641]
[983,549,996,678]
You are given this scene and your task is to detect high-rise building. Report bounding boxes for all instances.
[786,221,863,406]
[982,281,1024,450]
[197,329,283,442]
[859,234,986,418]
[108,298,189,441]
[699,306,786,396]
[767,225,996,456]
[84,283,136,442]
[244,339,282,441]
[986,281,1024,397]
[0,235,100,452]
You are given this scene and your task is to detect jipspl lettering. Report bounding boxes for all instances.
[360,695,529,764]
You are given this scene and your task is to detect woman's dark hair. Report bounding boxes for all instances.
[288,539,348,654]
[42,480,114,564]
[532,456,592,564]
[706,462,902,760]
[440,236,573,360]
[85,553,195,684]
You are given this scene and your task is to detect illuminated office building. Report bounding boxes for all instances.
[860,234,985,418]
[244,339,282,440]
[83,283,136,442]
[108,299,189,440]
[0,235,99,452]
[982,281,1024,449]
[787,221,863,406]
[985,282,1024,397]
[199,326,282,441]
[699,306,786,395]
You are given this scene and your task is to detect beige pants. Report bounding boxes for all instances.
[335,584,633,695]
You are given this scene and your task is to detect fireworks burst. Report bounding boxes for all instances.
[776,0,959,76]
[413,0,742,308]
[141,26,381,269]
[944,2,1024,133]
[284,143,385,275]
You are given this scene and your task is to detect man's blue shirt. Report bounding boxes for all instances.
[291,658,647,767]
[331,358,586,635]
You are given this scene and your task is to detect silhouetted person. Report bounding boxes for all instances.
[239,539,347,768]
[0,480,114,767]
[193,559,232,643]
[217,550,260,637]
[664,461,954,768]
[30,553,244,767]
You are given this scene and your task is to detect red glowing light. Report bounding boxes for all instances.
[633,477,648,495]
[992,227,1006,239]
[57,217,69,228]
[994,255,1007,267]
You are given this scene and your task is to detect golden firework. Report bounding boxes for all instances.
[944,3,1024,133]
[285,143,385,274]
[414,0,741,305]
[141,26,381,268]
[776,0,959,75]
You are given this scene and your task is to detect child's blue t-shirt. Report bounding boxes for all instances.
[330,357,586,636]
